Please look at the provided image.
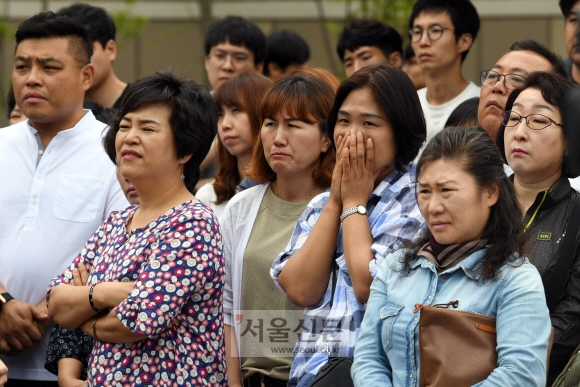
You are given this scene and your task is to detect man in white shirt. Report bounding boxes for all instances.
[409,0,481,144]
[0,12,128,385]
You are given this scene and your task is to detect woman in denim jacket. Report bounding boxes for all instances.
[352,126,552,386]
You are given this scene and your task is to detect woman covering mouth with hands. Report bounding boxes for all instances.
[271,63,427,387]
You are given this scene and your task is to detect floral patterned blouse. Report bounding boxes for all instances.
[48,200,227,386]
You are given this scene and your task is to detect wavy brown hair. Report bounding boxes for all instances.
[212,73,272,204]
[246,75,335,186]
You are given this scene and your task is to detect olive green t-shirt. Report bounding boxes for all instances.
[240,186,307,381]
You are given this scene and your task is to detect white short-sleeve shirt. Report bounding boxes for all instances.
[0,111,129,381]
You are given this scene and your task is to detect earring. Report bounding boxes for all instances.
[181,159,185,164]
[181,174,185,180]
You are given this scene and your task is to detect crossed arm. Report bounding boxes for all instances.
[47,262,145,343]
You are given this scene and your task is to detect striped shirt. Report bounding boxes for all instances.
[271,165,426,387]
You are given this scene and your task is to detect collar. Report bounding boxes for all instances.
[26,109,95,138]
[510,175,571,215]
[410,247,488,280]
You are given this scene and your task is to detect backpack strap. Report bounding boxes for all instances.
[546,196,580,313]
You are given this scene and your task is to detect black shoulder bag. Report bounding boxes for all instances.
[546,197,580,313]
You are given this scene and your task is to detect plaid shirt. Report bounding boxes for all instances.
[271,165,426,387]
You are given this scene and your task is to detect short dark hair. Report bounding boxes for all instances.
[403,126,525,281]
[497,71,576,178]
[204,16,266,65]
[15,11,93,67]
[247,75,336,186]
[263,30,310,75]
[57,3,116,49]
[336,19,402,62]
[445,97,479,128]
[508,39,567,78]
[327,63,426,172]
[409,0,480,62]
[560,0,580,17]
[103,71,218,192]
[7,87,16,119]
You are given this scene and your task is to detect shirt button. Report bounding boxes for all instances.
[38,150,44,155]
[441,275,447,280]
[428,296,432,300]
[37,175,42,179]
[31,199,37,204]
[410,374,414,378]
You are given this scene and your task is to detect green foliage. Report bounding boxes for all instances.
[112,0,148,42]
[331,0,415,39]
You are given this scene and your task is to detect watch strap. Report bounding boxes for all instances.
[0,292,14,312]
[340,205,366,223]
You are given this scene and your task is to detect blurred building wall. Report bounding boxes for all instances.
[1,0,568,121]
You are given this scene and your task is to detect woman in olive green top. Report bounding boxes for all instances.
[221,75,336,387]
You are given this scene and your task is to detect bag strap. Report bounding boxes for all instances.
[546,196,580,313]
[329,261,338,308]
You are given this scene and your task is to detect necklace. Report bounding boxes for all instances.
[272,183,316,202]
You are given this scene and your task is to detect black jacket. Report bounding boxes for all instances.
[522,177,580,384]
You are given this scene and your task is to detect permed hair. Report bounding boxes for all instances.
[103,71,218,193]
[15,11,93,67]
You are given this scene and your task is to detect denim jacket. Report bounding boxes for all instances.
[351,248,551,387]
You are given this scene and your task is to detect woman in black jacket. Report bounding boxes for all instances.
[497,71,580,385]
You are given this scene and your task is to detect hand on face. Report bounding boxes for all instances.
[336,131,376,209]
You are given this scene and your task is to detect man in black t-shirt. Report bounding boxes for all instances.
[58,3,129,109]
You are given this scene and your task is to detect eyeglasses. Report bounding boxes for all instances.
[208,51,251,67]
[502,110,563,130]
[480,70,526,90]
[408,24,453,43]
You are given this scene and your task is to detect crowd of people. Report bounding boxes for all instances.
[0,0,579,386]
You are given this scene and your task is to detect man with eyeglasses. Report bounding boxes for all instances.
[200,16,266,191]
[409,0,480,145]
[477,39,567,143]
[204,16,266,92]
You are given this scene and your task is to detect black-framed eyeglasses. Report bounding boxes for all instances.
[408,24,453,43]
[502,110,563,130]
[480,70,526,90]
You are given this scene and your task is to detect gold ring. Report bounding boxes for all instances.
[32,320,45,335]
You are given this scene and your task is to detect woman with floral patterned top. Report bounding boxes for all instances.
[46,71,226,387]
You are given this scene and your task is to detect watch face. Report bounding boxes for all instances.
[357,205,367,215]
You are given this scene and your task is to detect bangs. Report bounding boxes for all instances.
[260,78,320,124]
[214,79,248,112]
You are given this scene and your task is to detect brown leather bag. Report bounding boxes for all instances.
[418,301,498,387]
[418,301,554,387]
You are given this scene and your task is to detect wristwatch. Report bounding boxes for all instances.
[0,292,14,313]
[340,205,367,222]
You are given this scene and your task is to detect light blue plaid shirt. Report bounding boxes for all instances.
[271,165,426,387]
